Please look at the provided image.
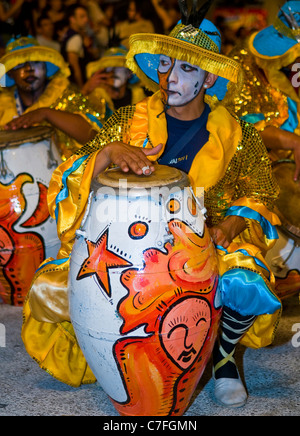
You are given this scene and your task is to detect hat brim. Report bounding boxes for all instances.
[0,46,70,87]
[86,56,127,79]
[126,33,241,93]
[249,26,298,59]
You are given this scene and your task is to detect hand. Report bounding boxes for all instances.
[4,108,48,130]
[82,70,113,95]
[209,216,247,249]
[93,142,163,178]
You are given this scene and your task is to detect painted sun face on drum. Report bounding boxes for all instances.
[160,297,211,370]
[158,55,206,107]
[69,166,221,416]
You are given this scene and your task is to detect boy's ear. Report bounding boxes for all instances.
[204,73,218,89]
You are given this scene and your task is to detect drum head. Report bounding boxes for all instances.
[95,164,189,189]
[273,160,300,240]
[0,126,54,149]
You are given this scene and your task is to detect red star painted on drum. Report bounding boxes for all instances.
[77,228,132,297]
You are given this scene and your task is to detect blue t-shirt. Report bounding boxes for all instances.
[158,104,211,173]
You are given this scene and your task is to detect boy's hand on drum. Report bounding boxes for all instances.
[94,142,163,177]
[209,216,247,249]
[4,108,48,130]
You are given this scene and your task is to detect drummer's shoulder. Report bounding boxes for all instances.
[0,87,17,123]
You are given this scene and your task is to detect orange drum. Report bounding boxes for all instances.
[0,127,61,305]
[265,160,300,299]
[69,165,221,416]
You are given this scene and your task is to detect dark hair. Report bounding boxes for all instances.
[36,14,52,28]
[65,3,88,20]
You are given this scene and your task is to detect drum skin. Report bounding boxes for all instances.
[0,127,61,305]
[69,166,221,416]
[265,160,300,300]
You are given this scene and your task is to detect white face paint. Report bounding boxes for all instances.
[158,55,206,107]
[105,67,131,88]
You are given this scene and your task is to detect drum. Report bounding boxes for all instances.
[69,165,221,416]
[265,160,300,300]
[0,127,61,306]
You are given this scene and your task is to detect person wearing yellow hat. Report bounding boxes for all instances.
[210,1,300,181]
[207,1,300,302]
[0,35,105,158]
[21,1,281,408]
[82,46,146,114]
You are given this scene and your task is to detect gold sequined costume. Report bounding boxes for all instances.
[21,12,282,388]
[21,92,281,387]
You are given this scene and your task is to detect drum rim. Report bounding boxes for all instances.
[93,164,190,189]
[0,126,54,149]
[272,159,300,241]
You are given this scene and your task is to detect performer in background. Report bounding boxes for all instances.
[0,35,104,158]
[210,1,300,181]
[22,0,282,408]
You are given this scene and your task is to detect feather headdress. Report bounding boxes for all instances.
[178,0,213,28]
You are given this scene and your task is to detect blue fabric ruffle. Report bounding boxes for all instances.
[219,268,281,316]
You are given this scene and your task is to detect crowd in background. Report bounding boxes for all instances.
[0,0,180,81]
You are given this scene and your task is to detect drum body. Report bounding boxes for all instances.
[69,165,221,416]
[0,127,61,305]
[265,160,300,299]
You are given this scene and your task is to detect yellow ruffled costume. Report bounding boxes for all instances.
[22,92,281,387]
[222,34,300,162]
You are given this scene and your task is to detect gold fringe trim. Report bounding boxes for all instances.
[86,56,126,79]
[127,33,242,93]
[0,46,70,78]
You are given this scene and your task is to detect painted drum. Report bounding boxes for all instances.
[265,160,300,300]
[0,127,61,305]
[69,164,222,416]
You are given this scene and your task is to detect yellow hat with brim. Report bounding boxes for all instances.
[126,20,243,93]
[86,47,128,79]
[0,36,70,87]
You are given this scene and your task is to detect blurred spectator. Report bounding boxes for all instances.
[61,3,95,88]
[14,0,36,35]
[82,46,147,112]
[82,0,115,53]
[32,0,47,33]
[36,14,61,51]
[44,0,65,24]
[150,0,179,33]
[54,18,69,44]
[113,0,155,49]
[0,0,25,46]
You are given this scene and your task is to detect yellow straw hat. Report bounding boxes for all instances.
[126,0,242,93]
[0,36,70,87]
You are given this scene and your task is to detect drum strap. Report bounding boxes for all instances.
[158,104,210,169]
[14,89,24,116]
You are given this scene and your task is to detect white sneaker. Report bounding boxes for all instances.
[213,373,248,408]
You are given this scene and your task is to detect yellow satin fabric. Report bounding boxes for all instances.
[22,93,281,387]
[22,297,96,387]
